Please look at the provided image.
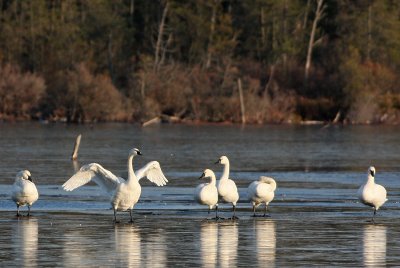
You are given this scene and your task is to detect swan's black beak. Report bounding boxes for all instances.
[199,173,205,180]
[214,159,220,164]
[28,176,33,182]
[137,151,142,155]
[370,169,375,177]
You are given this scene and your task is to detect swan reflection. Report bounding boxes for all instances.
[363,224,387,267]
[200,222,238,268]
[255,220,276,267]
[13,218,38,267]
[200,222,218,268]
[114,225,141,267]
[219,222,238,268]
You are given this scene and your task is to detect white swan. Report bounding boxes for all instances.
[62,148,168,222]
[195,169,219,219]
[11,170,39,216]
[357,166,387,222]
[216,156,240,219]
[247,176,277,217]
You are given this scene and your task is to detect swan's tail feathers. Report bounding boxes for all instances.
[136,161,168,186]
[259,176,277,191]
[62,163,122,194]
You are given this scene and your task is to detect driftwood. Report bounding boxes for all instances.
[142,114,183,127]
[142,117,161,127]
[71,134,82,160]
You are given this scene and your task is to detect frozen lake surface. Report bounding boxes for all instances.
[0,123,399,266]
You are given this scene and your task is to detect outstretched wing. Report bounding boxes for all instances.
[62,163,125,195]
[135,161,168,186]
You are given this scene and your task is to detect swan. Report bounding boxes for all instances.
[62,148,168,222]
[247,176,277,217]
[357,166,387,223]
[11,170,39,216]
[215,156,239,219]
[195,169,219,219]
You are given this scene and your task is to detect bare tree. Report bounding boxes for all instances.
[154,0,169,72]
[304,0,325,85]
[205,0,219,69]
[237,78,246,124]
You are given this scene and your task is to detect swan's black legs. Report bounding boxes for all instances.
[231,204,238,220]
[252,204,256,217]
[129,209,134,223]
[211,205,222,220]
[263,204,270,217]
[371,208,377,224]
[16,204,20,217]
[27,205,31,217]
[113,209,120,223]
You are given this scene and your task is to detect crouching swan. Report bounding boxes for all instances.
[62,148,168,222]
[247,176,277,217]
[11,170,39,216]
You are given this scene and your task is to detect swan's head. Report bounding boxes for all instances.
[368,166,376,177]
[215,155,229,165]
[16,170,32,182]
[199,169,215,180]
[129,148,142,157]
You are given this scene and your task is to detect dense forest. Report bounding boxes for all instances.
[0,0,399,124]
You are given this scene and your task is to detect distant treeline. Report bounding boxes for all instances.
[0,0,399,124]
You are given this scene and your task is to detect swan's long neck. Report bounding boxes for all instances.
[367,174,375,184]
[210,173,217,186]
[127,154,137,183]
[220,162,230,181]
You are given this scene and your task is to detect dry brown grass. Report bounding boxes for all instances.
[0,64,46,120]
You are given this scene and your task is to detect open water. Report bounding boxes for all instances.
[0,122,399,266]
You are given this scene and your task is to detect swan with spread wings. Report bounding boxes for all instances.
[62,148,168,222]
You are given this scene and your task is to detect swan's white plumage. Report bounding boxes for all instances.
[194,169,218,210]
[62,148,167,221]
[62,163,124,194]
[216,156,239,206]
[11,170,39,215]
[135,161,168,186]
[357,166,387,215]
[247,176,277,215]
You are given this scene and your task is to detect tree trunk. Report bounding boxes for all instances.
[260,7,266,48]
[205,0,218,69]
[237,78,246,124]
[130,0,135,24]
[367,1,372,61]
[154,0,169,72]
[304,0,324,86]
[160,33,173,66]
[108,32,115,83]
